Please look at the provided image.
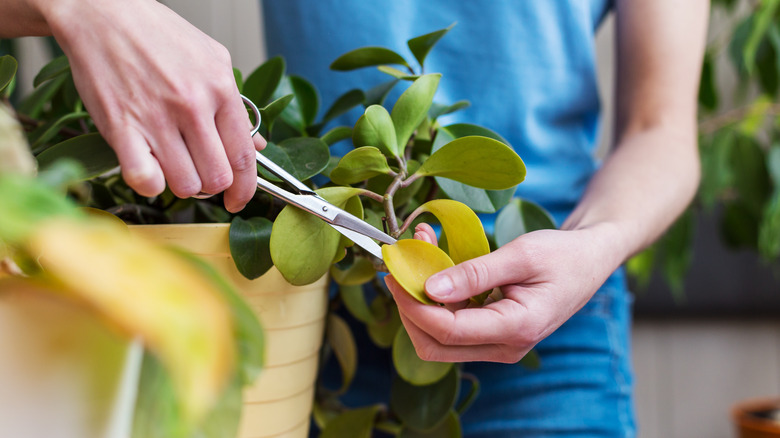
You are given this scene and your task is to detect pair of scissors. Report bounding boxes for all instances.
[243,95,396,260]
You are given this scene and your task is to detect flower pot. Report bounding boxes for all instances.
[129,224,328,438]
[733,398,780,438]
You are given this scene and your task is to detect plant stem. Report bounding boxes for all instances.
[15,112,83,138]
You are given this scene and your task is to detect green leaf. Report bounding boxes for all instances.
[699,130,736,208]
[320,405,381,438]
[321,126,353,146]
[429,100,470,120]
[698,51,718,111]
[30,111,90,151]
[229,217,273,280]
[417,135,526,190]
[377,65,419,80]
[0,55,18,95]
[330,47,409,71]
[321,89,365,123]
[392,326,453,386]
[259,94,295,130]
[721,200,761,250]
[495,198,556,247]
[392,74,441,152]
[407,23,455,68]
[743,0,780,74]
[367,294,402,348]
[331,256,377,286]
[280,75,320,131]
[768,143,780,186]
[353,105,400,157]
[759,191,780,260]
[232,67,243,92]
[397,411,462,438]
[364,79,399,107]
[519,350,542,370]
[36,133,119,180]
[326,314,358,393]
[257,137,330,182]
[18,74,67,118]
[33,54,70,87]
[731,134,772,215]
[339,284,375,324]
[330,146,392,185]
[391,366,459,432]
[243,56,285,106]
[658,210,695,298]
[738,96,774,136]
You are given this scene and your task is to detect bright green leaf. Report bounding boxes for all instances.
[392,326,453,386]
[743,0,780,74]
[229,216,273,280]
[391,366,459,432]
[330,146,392,185]
[353,105,400,157]
[417,136,525,190]
[243,56,285,106]
[330,47,409,71]
[326,314,358,393]
[407,23,456,68]
[0,55,18,95]
[495,198,556,247]
[36,133,119,180]
[232,68,243,92]
[392,74,441,152]
[738,96,773,136]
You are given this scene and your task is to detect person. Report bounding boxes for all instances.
[1,0,709,436]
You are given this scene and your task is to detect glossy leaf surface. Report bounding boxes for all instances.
[229,217,273,280]
[393,326,453,386]
[33,54,70,87]
[383,239,454,305]
[353,105,399,157]
[417,135,525,190]
[413,199,490,265]
[407,23,455,68]
[36,133,119,180]
[258,137,329,182]
[392,74,441,152]
[0,55,17,94]
[243,56,285,106]
[330,146,392,185]
[495,199,556,247]
[391,366,459,432]
[330,46,408,71]
[321,126,353,146]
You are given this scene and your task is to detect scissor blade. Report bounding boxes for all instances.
[331,212,397,245]
[329,224,385,260]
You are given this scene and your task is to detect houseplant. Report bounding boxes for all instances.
[1,23,552,437]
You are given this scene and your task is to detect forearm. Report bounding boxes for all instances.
[0,0,53,37]
[562,121,700,264]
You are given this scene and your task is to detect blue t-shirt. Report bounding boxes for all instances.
[262,0,612,226]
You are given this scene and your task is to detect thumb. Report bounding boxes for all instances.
[424,250,515,303]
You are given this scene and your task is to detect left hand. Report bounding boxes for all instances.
[385,222,624,363]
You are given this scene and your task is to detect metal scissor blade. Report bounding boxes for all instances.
[256,150,314,195]
[331,212,397,245]
[329,224,385,260]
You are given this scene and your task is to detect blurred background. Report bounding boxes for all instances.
[6,0,780,437]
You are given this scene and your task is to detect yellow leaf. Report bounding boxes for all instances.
[415,199,490,264]
[382,239,454,305]
[27,218,234,421]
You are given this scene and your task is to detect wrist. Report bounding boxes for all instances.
[564,220,637,268]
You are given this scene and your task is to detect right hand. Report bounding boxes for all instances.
[39,0,266,212]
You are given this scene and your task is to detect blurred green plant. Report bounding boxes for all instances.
[628,0,780,299]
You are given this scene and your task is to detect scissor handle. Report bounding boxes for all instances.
[242,95,262,137]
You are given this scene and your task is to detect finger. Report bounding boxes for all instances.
[217,98,261,212]
[413,223,437,245]
[182,116,233,196]
[398,311,525,363]
[110,128,165,197]
[148,129,202,198]
[424,246,522,303]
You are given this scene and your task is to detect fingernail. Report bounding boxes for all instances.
[427,274,453,298]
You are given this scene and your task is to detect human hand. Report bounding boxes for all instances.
[385,222,624,363]
[40,0,266,212]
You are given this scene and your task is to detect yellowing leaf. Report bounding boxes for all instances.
[414,199,490,265]
[415,136,526,190]
[382,239,454,305]
[28,218,234,421]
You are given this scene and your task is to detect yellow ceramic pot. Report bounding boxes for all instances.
[129,224,328,438]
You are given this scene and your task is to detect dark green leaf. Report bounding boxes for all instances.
[367,293,402,348]
[429,100,470,120]
[392,74,441,152]
[698,130,736,208]
[768,143,780,186]
[259,94,294,128]
[233,68,243,93]
[279,75,319,131]
[339,284,375,324]
[393,326,453,385]
[258,137,330,182]
[729,16,753,78]
[330,47,409,71]
[322,89,365,123]
[131,353,187,438]
[391,366,459,432]
[364,79,399,107]
[33,55,70,88]
[326,314,358,393]
[36,133,119,179]
[320,405,381,438]
[407,23,455,68]
[721,200,761,250]
[0,55,18,95]
[397,411,462,438]
[759,191,780,259]
[321,126,353,146]
[698,51,718,111]
[243,56,285,106]
[30,111,90,151]
[353,105,399,156]
[18,74,67,118]
[731,134,772,215]
[229,216,273,280]
[743,0,780,74]
[495,198,556,247]
[377,65,419,80]
[658,210,695,300]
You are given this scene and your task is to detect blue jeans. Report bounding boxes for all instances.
[316,269,635,437]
